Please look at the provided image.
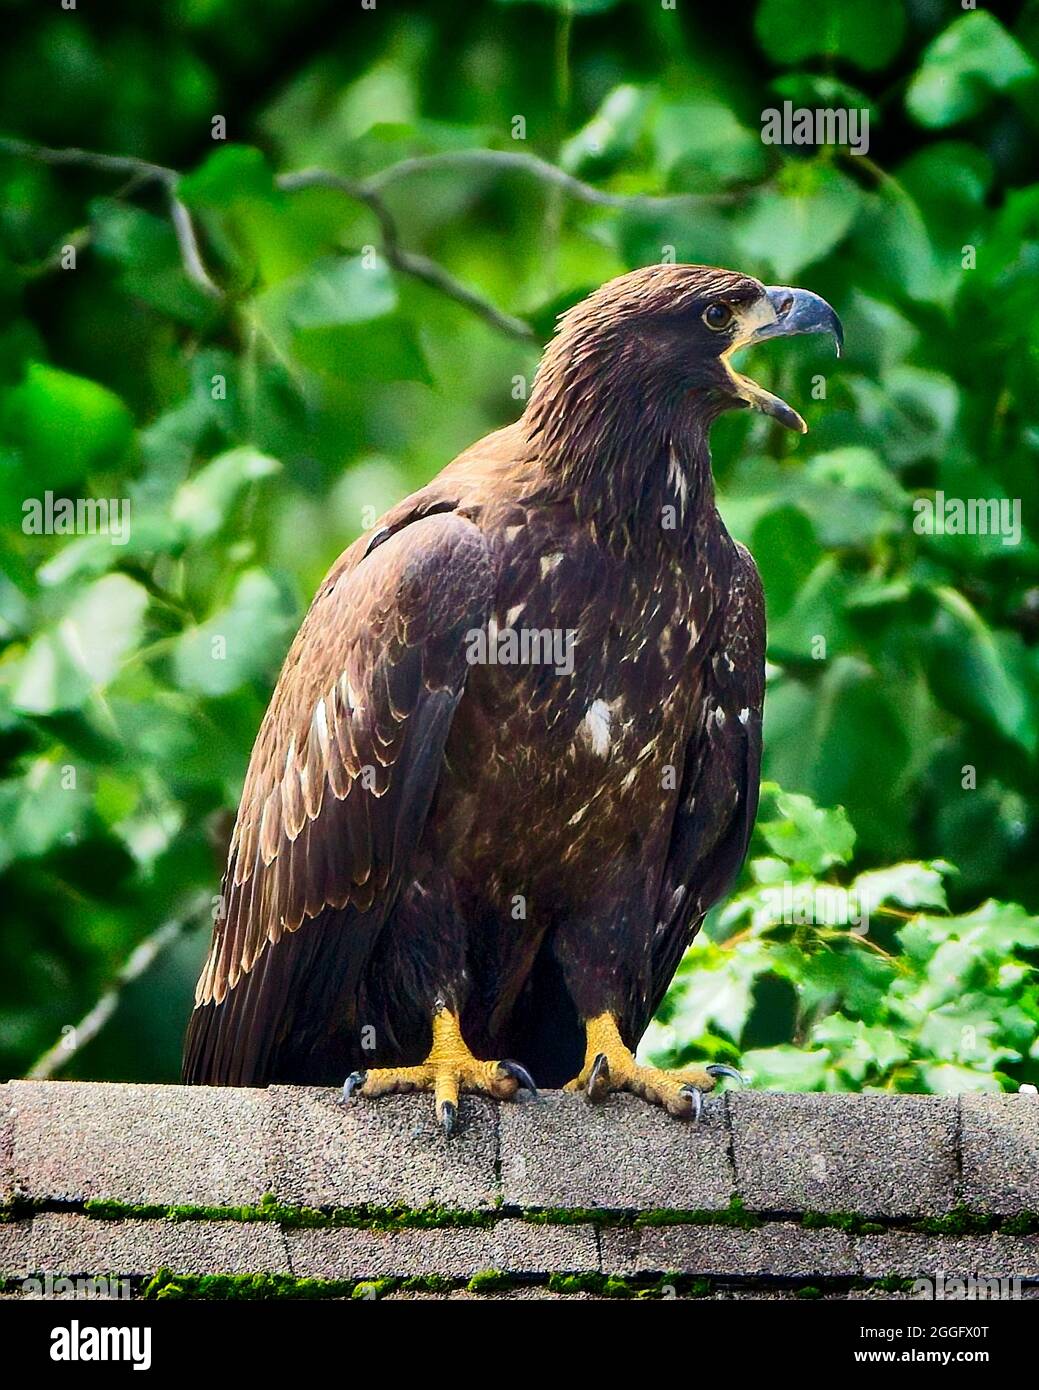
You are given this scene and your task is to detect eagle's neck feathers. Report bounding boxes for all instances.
[521,329,724,548]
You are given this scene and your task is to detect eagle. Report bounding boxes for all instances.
[183,264,842,1132]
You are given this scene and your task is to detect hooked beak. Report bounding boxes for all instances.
[723,285,843,434]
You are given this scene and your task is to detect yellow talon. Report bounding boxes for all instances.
[565,1012,731,1119]
[343,1007,537,1135]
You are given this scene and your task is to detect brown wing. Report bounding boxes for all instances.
[646,542,766,1021]
[183,511,494,1083]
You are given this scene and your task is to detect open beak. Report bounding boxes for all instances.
[723,285,843,434]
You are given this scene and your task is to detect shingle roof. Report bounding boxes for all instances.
[2,1083,1038,1300]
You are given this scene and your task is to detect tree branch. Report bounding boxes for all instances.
[277,167,538,341]
[0,135,223,300]
[0,135,172,184]
[26,898,210,1080]
[0,135,727,343]
[362,148,738,210]
[167,191,223,298]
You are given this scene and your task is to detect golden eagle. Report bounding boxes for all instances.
[183,264,842,1132]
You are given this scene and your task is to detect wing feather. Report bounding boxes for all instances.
[183,512,494,1083]
[648,542,766,1017]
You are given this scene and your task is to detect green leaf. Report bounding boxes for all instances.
[799,447,910,548]
[666,941,772,1044]
[171,569,294,697]
[811,1016,910,1083]
[651,99,767,191]
[852,862,950,916]
[742,1044,833,1091]
[6,574,149,714]
[755,0,906,71]
[171,447,281,544]
[925,588,1035,753]
[919,1063,1003,1095]
[560,84,649,174]
[1,363,133,489]
[758,790,856,873]
[177,145,277,210]
[734,165,860,281]
[906,11,1036,129]
[0,759,90,873]
[279,255,398,330]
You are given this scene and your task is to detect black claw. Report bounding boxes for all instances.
[681,1084,704,1122]
[342,1070,367,1102]
[440,1101,457,1138]
[500,1059,540,1099]
[706,1064,745,1084]
[586,1052,611,1103]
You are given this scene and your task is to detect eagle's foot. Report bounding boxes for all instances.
[564,1012,741,1120]
[341,1007,537,1136]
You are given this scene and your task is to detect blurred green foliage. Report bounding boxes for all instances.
[0,0,1037,1090]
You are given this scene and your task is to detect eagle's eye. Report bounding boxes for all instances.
[703,302,734,331]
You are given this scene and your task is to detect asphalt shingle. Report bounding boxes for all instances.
[4,1082,1036,1298]
[856,1231,1039,1283]
[731,1091,958,1218]
[287,1217,597,1280]
[8,1080,274,1207]
[500,1091,734,1210]
[270,1087,500,1210]
[0,1085,12,1205]
[960,1092,1039,1214]
[601,1221,858,1278]
[20,1213,289,1279]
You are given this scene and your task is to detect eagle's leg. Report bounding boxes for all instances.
[342,1004,537,1136]
[564,1012,739,1120]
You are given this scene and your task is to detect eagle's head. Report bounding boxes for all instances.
[532,263,843,439]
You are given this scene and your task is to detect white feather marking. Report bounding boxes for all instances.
[313,698,330,757]
[667,448,689,514]
[581,698,613,758]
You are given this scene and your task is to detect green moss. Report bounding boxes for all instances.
[522,1207,631,1227]
[910,1206,1000,1237]
[998,1211,1039,1236]
[400,1274,455,1293]
[548,1271,606,1295]
[351,1279,398,1300]
[602,1276,635,1298]
[802,1210,875,1235]
[467,1268,513,1293]
[796,1285,823,1300]
[80,1195,494,1231]
[636,1197,762,1230]
[142,1267,362,1301]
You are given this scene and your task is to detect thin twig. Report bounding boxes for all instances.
[26,899,209,1080]
[363,148,738,209]
[0,135,223,300]
[1,136,727,344]
[168,192,223,298]
[389,245,538,341]
[0,135,173,184]
[277,167,538,341]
